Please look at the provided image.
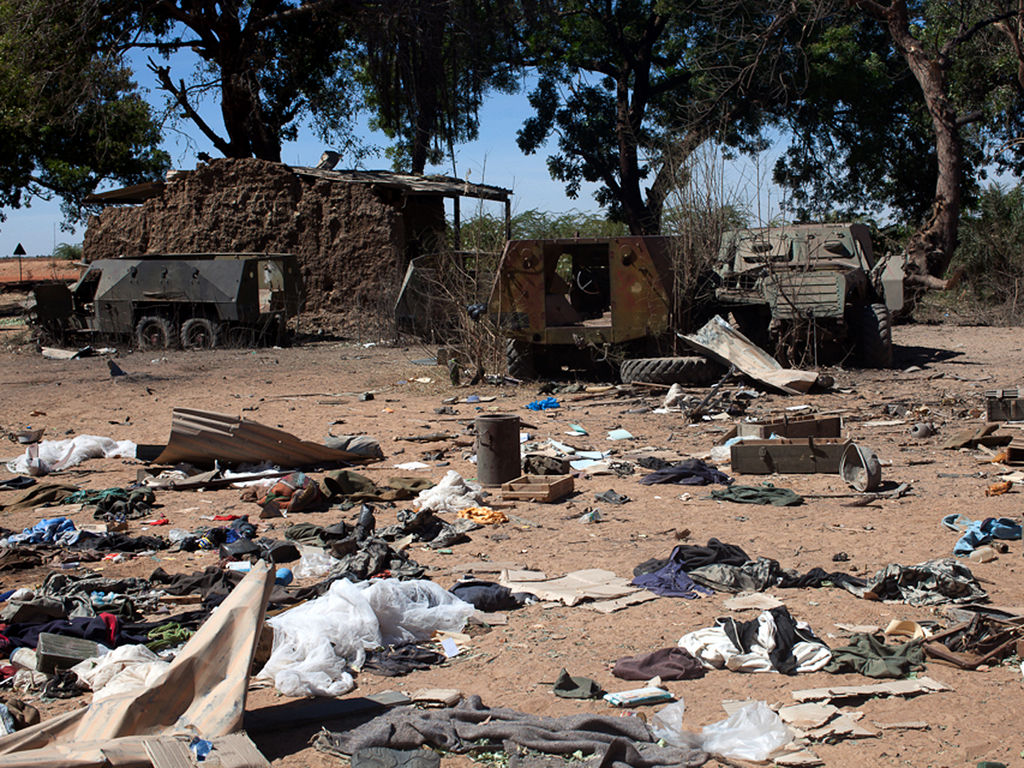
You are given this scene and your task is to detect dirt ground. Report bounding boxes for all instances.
[0,317,1022,768]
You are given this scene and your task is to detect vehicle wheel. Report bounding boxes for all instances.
[849,303,893,368]
[506,338,536,380]
[620,356,724,385]
[135,316,175,350]
[180,317,219,350]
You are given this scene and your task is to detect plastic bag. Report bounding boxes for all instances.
[700,701,792,761]
[412,470,484,514]
[258,578,474,697]
[650,700,705,750]
[291,546,341,579]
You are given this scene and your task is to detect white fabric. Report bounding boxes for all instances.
[412,470,485,514]
[678,613,831,674]
[257,578,474,698]
[71,645,167,701]
[6,435,137,474]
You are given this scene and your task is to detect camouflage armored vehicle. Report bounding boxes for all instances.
[713,223,903,367]
[29,253,302,349]
[487,237,721,383]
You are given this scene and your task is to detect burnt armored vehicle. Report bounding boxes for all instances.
[713,223,904,367]
[487,237,721,383]
[29,253,302,349]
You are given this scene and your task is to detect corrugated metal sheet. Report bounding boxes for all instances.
[154,407,369,467]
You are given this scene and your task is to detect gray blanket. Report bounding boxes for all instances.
[313,696,706,768]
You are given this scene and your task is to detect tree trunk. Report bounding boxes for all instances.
[898,43,961,290]
[852,0,961,295]
[219,68,282,161]
[616,74,659,234]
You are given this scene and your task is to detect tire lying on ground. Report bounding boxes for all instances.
[849,302,893,369]
[619,356,724,386]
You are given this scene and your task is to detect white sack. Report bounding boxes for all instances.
[7,435,137,474]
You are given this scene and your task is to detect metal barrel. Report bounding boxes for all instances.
[475,414,521,486]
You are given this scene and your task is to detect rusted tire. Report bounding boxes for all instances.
[850,303,893,368]
[506,338,536,380]
[620,356,723,385]
[180,317,219,350]
[135,316,175,350]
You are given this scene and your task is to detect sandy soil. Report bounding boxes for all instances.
[0,320,1021,768]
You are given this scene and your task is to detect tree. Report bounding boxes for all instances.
[515,0,820,235]
[773,15,944,224]
[124,0,364,162]
[0,0,169,223]
[779,1,1024,293]
[359,0,520,173]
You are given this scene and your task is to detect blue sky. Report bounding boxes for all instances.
[0,62,785,258]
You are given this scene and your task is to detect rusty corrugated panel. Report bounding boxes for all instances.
[154,407,369,467]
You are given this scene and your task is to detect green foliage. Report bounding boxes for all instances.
[128,0,364,161]
[455,208,627,252]
[952,183,1024,314]
[774,15,940,222]
[51,242,83,261]
[0,0,168,223]
[515,0,814,234]
[775,1,1024,227]
[359,0,520,173]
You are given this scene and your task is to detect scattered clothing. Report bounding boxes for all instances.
[848,558,988,606]
[1,518,77,547]
[679,607,831,675]
[638,459,732,486]
[595,490,630,505]
[449,579,526,612]
[688,559,863,595]
[630,546,714,599]
[634,539,748,577]
[823,633,925,678]
[351,747,439,768]
[63,487,155,523]
[525,397,560,411]
[613,647,705,681]
[0,613,147,655]
[0,548,44,572]
[710,484,803,506]
[0,483,78,514]
[322,470,431,502]
[363,644,446,677]
[553,669,604,699]
[0,477,36,491]
[942,514,1022,556]
[312,695,707,768]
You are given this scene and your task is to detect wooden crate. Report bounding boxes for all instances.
[736,413,842,440]
[986,389,1024,422]
[500,474,574,502]
[731,437,851,474]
